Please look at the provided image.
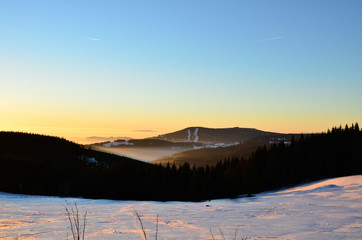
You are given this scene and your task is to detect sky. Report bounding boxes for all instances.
[1,0,362,142]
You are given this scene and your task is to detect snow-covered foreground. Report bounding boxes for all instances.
[1,175,361,240]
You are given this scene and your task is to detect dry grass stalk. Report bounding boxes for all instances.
[65,203,87,240]
[210,228,216,240]
[135,211,159,240]
[218,226,226,240]
[210,226,249,240]
[135,211,148,240]
[155,214,159,240]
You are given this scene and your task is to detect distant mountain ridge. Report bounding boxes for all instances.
[154,127,275,144]
[90,127,290,164]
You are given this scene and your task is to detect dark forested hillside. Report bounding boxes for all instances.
[0,124,361,201]
[0,132,153,198]
[200,123,362,197]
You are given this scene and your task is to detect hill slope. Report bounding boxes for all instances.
[155,127,276,144]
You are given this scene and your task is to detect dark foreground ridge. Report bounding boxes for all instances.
[0,123,361,201]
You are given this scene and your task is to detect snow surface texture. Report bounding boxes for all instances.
[0,175,361,239]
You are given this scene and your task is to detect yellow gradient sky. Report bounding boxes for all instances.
[1,1,362,143]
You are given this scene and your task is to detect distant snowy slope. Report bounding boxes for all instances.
[1,175,361,239]
[281,175,362,195]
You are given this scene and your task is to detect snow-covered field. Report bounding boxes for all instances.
[1,175,361,239]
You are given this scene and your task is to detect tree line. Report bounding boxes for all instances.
[0,123,361,201]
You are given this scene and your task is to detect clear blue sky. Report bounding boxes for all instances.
[1,0,362,140]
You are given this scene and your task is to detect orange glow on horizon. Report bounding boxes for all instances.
[1,102,359,144]
[1,119,354,145]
